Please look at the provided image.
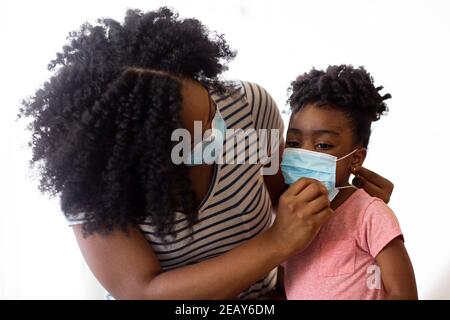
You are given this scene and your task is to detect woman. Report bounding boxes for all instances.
[19,7,393,299]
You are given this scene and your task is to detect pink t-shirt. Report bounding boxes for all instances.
[283,189,403,300]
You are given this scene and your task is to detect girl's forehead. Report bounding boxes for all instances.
[289,104,350,133]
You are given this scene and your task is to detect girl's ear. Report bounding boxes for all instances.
[351,148,367,172]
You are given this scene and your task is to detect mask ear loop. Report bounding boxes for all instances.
[336,185,358,190]
[336,148,359,161]
[336,148,360,190]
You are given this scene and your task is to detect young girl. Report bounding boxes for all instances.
[280,65,417,299]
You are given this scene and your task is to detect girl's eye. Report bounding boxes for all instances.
[286,140,300,148]
[316,143,333,150]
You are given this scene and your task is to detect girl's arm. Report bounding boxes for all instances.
[375,237,418,299]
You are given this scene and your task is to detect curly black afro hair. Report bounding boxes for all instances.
[288,65,391,148]
[18,7,236,238]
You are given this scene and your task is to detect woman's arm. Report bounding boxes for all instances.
[74,178,332,299]
[73,223,285,299]
[375,237,418,300]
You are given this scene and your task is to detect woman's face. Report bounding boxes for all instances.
[285,103,366,186]
[179,78,214,143]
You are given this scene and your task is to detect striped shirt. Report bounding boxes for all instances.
[68,81,285,299]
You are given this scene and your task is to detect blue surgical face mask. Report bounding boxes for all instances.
[280,148,358,201]
[185,108,227,166]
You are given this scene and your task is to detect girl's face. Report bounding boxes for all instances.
[285,103,366,186]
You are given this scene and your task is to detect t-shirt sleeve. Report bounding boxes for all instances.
[241,81,284,158]
[360,199,404,258]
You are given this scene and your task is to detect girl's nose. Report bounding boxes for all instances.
[301,142,316,152]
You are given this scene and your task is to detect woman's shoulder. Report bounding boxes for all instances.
[214,80,273,101]
[211,79,283,133]
[239,81,273,102]
[240,81,283,132]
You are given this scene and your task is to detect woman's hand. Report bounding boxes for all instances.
[267,178,333,257]
[352,167,394,204]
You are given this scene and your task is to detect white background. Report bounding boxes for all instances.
[1,0,449,299]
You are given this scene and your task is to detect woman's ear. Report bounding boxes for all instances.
[351,148,367,172]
